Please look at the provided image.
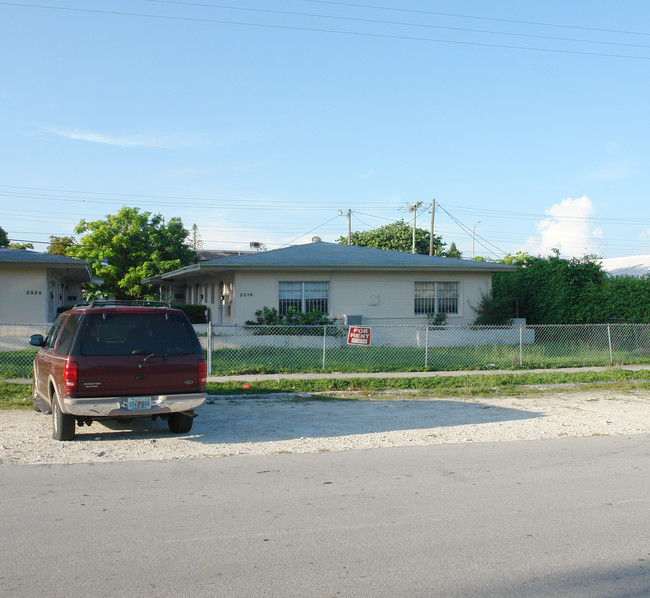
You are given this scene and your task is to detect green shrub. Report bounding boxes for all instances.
[244,306,338,335]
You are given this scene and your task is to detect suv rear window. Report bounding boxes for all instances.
[78,312,197,357]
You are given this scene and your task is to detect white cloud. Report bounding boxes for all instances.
[46,127,161,147]
[528,196,603,258]
[44,127,208,149]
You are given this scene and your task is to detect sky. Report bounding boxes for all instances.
[1,0,649,260]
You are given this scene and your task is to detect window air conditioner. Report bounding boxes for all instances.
[344,314,364,326]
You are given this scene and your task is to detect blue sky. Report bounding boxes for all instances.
[1,0,649,259]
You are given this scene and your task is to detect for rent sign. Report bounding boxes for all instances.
[347,326,371,346]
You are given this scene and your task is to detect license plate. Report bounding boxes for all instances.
[127,397,152,410]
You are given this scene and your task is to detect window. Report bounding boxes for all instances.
[56,314,81,355]
[79,313,196,356]
[414,282,459,315]
[44,316,66,350]
[278,282,328,315]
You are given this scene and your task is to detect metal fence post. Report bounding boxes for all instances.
[425,325,429,369]
[519,325,523,367]
[207,321,213,375]
[607,324,613,366]
[322,325,327,371]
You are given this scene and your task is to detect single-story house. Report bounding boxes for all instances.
[144,240,515,326]
[0,248,94,323]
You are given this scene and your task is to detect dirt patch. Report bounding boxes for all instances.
[1,389,649,465]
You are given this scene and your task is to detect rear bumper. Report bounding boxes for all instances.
[62,393,207,417]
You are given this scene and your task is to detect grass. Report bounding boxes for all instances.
[2,370,649,411]
[0,349,37,378]
[3,338,650,378]
[208,343,650,376]
[205,368,650,398]
[0,381,33,410]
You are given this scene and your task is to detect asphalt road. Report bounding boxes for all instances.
[1,435,648,598]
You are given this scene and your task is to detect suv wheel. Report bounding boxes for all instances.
[52,392,76,441]
[167,411,194,434]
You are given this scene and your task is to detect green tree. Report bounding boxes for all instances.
[190,224,203,251]
[500,251,530,265]
[443,241,462,259]
[487,254,606,324]
[48,235,75,255]
[66,207,198,299]
[1,226,34,249]
[337,220,446,255]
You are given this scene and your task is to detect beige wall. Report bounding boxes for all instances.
[228,269,492,326]
[330,270,491,325]
[168,268,493,326]
[0,267,86,324]
[0,267,47,323]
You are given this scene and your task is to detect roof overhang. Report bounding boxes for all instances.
[145,261,515,284]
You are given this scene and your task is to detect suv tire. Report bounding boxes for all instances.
[52,392,76,441]
[167,411,194,434]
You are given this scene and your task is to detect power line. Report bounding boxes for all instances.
[299,0,650,38]
[143,0,650,50]
[436,203,508,256]
[1,1,648,60]
[281,214,342,247]
[0,185,398,211]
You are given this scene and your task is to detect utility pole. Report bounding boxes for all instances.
[338,209,352,244]
[429,199,436,256]
[408,201,423,254]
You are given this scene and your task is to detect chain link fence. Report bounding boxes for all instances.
[0,324,49,379]
[2,322,650,379]
[201,322,650,376]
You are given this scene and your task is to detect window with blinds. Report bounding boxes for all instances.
[278,282,329,315]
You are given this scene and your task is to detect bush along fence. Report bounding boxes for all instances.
[2,322,650,379]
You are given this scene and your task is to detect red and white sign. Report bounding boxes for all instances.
[347,326,371,346]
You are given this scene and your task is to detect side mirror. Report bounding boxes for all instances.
[29,334,45,347]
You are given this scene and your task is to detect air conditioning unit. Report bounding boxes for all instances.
[344,314,364,326]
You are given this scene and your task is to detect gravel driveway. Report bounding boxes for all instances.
[2,388,649,465]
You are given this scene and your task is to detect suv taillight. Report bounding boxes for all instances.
[64,360,78,395]
[198,358,207,390]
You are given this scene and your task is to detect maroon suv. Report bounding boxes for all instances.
[30,301,208,440]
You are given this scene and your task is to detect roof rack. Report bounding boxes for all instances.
[85,300,172,308]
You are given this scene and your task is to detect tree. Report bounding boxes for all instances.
[190,224,203,251]
[337,220,446,255]
[485,254,606,324]
[66,207,198,299]
[48,235,75,255]
[443,241,462,259]
[0,226,33,249]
